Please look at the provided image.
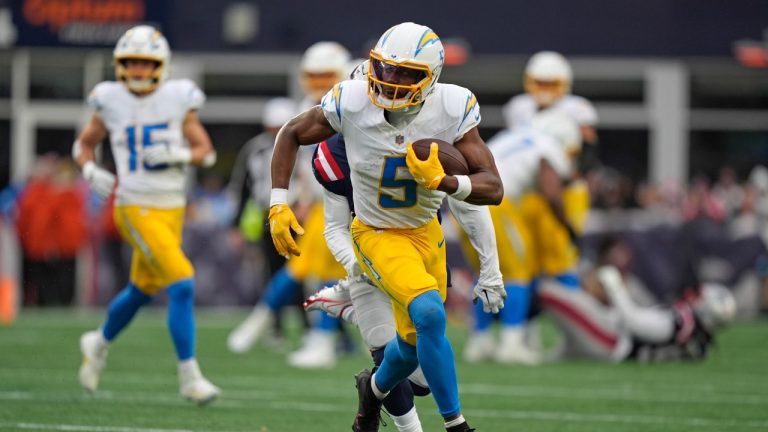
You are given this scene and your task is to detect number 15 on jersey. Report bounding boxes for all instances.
[126,123,169,171]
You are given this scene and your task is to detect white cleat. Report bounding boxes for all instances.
[463,332,496,363]
[79,330,109,392]
[495,327,541,365]
[227,304,273,354]
[179,359,220,406]
[287,330,336,369]
[303,282,354,321]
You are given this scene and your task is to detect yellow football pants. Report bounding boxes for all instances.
[286,203,347,282]
[114,206,193,295]
[351,217,447,345]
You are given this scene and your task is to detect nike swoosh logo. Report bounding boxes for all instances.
[437,238,445,248]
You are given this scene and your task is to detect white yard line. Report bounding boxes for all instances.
[0,391,247,409]
[2,368,767,407]
[3,423,194,432]
[0,392,768,432]
[460,382,768,406]
[464,408,768,429]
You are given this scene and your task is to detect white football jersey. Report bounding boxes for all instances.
[320,80,481,229]
[502,94,597,130]
[88,79,204,208]
[488,127,570,199]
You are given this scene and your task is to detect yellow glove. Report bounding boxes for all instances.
[405,142,446,190]
[268,204,304,258]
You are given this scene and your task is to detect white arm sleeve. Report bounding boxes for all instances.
[447,198,503,287]
[323,189,357,275]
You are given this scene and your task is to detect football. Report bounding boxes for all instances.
[410,138,469,175]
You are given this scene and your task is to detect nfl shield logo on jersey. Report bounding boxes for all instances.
[395,135,404,145]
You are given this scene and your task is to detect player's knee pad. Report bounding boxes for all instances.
[166,278,194,302]
[408,290,446,336]
[350,279,396,349]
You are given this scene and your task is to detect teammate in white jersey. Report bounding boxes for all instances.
[226,42,353,369]
[73,25,220,404]
[503,51,598,234]
[460,112,581,364]
[269,22,504,432]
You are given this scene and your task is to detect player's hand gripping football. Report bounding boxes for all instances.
[406,142,446,190]
[472,281,507,314]
[268,204,304,258]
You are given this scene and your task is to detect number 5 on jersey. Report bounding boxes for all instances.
[378,156,417,209]
[127,123,170,171]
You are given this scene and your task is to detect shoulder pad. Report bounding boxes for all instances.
[165,79,206,111]
[563,95,597,125]
[334,80,369,113]
[438,84,481,135]
[320,80,368,130]
[87,81,122,110]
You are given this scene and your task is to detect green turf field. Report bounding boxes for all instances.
[0,309,767,432]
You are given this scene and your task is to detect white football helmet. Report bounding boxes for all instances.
[113,25,170,94]
[347,58,368,81]
[368,22,444,111]
[693,283,736,332]
[524,51,572,107]
[531,110,582,156]
[300,41,351,102]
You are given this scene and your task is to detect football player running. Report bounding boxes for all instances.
[504,51,598,243]
[227,42,353,369]
[460,112,581,365]
[464,52,598,362]
[269,22,504,432]
[74,26,220,404]
[303,60,503,430]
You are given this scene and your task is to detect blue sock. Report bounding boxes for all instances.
[472,296,494,331]
[167,279,195,361]
[374,336,419,392]
[262,267,303,312]
[500,282,531,327]
[102,284,152,341]
[555,273,580,291]
[317,311,340,331]
[409,290,460,419]
[371,348,415,416]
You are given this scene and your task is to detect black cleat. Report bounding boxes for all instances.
[446,421,475,432]
[352,368,383,432]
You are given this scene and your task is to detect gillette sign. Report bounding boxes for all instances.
[12,0,167,46]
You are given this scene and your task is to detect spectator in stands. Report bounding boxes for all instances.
[16,154,87,306]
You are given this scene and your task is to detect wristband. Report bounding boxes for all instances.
[201,151,217,167]
[270,188,289,207]
[450,175,472,201]
[82,160,96,179]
